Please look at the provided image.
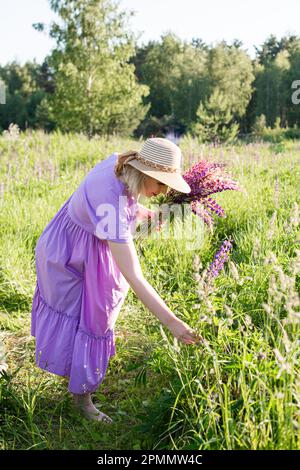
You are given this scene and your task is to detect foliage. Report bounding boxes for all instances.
[252,114,267,136]
[0,61,55,132]
[2,30,300,141]
[33,0,150,137]
[189,89,240,143]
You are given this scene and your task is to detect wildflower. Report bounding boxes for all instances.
[190,201,214,231]
[229,261,239,281]
[193,273,201,283]
[286,308,300,324]
[273,348,292,378]
[257,352,266,361]
[282,329,291,354]
[198,337,209,348]
[262,303,272,314]
[167,160,241,227]
[206,239,233,282]
[198,314,209,322]
[273,266,287,291]
[264,251,277,266]
[196,287,205,300]
[274,176,279,208]
[268,273,283,304]
[205,299,216,314]
[224,305,233,317]
[193,254,201,271]
[173,338,181,353]
[193,303,202,309]
[267,211,277,240]
[290,202,299,227]
[136,158,241,238]
[253,238,261,260]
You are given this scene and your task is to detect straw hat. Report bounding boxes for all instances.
[124,137,191,194]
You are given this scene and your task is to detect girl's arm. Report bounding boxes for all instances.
[108,239,201,344]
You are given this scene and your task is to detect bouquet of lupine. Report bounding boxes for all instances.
[135,159,241,238]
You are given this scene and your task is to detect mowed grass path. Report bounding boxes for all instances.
[0,130,299,449]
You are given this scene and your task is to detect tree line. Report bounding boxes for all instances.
[1,0,300,142]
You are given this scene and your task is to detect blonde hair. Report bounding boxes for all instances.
[114,150,148,199]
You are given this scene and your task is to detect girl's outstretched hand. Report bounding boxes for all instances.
[166,318,202,345]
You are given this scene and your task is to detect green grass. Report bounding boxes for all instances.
[0,129,299,449]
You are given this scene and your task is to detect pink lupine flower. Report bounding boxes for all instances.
[136,158,241,238]
[164,159,241,227]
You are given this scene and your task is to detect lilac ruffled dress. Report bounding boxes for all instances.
[30,153,138,394]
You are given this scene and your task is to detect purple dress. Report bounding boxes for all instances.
[30,153,138,394]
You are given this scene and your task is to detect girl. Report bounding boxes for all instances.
[31,137,201,424]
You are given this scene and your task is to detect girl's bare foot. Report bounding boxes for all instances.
[71,393,113,423]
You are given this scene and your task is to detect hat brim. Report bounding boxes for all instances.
[126,159,191,194]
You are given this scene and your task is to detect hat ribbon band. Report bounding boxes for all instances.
[125,153,180,173]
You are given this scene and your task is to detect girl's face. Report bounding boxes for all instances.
[141,176,168,198]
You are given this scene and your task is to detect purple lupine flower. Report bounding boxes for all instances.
[137,158,241,238]
[206,239,233,281]
[201,197,225,218]
[165,159,241,227]
[190,200,214,229]
[168,163,239,204]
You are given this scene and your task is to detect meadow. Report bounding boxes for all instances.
[0,128,299,450]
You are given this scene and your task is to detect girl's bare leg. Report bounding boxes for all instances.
[71,392,113,423]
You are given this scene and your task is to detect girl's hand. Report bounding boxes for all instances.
[153,210,165,232]
[136,203,156,221]
[166,318,202,345]
[142,208,165,232]
[146,209,156,220]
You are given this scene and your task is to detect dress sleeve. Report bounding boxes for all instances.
[95,201,132,243]
[91,187,136,243]
[76,165,138,243]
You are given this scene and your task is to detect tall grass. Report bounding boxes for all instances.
[0,129,299,449]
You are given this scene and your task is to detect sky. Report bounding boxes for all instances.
[0,0,300,66]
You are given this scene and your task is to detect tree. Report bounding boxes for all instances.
[137,33,183,119]
[255,34,299,65]
[34,0,150,137]
[248,35,300,129]
[190,88,239,143]
[285,41,300,127]
[207,41,254,120]
[0,61,48,131]
[253,51,290,127]
[131,33,209,136]
[252,114,267,136]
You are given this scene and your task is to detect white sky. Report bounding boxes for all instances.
[0,0,299,65]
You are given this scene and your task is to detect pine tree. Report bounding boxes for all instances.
[190,88,239,143]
